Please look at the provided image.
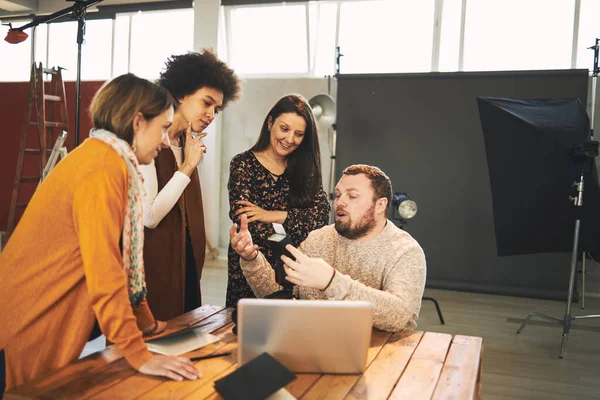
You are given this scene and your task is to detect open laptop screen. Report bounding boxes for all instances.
[237,299,374,374]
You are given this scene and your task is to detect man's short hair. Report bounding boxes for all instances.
[342,165,392,211]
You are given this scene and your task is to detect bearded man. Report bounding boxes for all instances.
[229,164,426,333]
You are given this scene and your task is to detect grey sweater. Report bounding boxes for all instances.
[240,221,426,333]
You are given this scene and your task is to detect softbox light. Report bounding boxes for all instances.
[477,97,600,256]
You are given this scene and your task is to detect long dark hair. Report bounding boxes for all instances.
[251,94,322,208]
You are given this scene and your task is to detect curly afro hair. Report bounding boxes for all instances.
[157,49,241,109]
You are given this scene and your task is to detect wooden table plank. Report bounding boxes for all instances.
[4,305,226,400]
[203,392,222,400]
[300,330,393,400]
[161,321,322,400]
[181,364,237,400]
[181,351,320,399]
[388,332,453,400]
[186,330,398,400]
[345,331,425,400]
[285,374,321,399]
[50,359,139,400]
[136,334,237,399]
[144,305,225,341]
[431,335,483,400]
[5,304,484,400]
[178,342,317,400]
[3,346,125,399]
[87,310,233,400]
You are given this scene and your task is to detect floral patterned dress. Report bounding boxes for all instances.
[226,150,330,307]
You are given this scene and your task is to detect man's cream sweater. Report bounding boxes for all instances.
[240,221,426,333]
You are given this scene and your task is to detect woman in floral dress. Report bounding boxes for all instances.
[226,94,330,307]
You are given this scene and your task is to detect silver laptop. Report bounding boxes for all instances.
[237,299,374,374]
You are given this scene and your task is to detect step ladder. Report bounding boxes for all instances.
[7,63,69,237]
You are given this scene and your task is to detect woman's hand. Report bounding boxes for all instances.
[139,355,201,381]
[235,200,287,224]
[142,320,167,336]
[180,122,207,176]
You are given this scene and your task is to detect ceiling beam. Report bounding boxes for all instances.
[0,0,37,12]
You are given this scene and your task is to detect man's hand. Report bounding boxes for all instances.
[229,214,259,260]
[281,245,335,290]
[235,200,287,224]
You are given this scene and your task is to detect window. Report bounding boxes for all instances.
[0,20,33,82]
[337,0,436,74]
[463,0,574,71]
[34,24,48,76]
[217,6,228,62]
[309,2,338,77]
[438,0,463,72]
[47,21,77,80]
[227,4,308,75]
[6,1,593,81]
[575,0,600,71]
[82,19,113,80]
[128,9,194,80]
[113,15,131,77]
[47,19,113,81]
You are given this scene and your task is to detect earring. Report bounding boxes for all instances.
[132,139,137,152]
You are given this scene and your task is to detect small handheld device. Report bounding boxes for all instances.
[267,224,295,290]
[267,233,295,261]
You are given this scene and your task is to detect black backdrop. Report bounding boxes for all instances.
[335,69,589,299]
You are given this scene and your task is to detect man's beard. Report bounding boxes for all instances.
[335,204,377,240]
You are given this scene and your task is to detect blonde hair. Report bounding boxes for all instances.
[90,73,174,145]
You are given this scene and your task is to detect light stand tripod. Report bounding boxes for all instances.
[325,48,344,223]
[589,38,599,141]
[327,122,337,223]
[517,38,600,358]
[517,141,600,358]
[308,88,337,223]
[577,38,600,310]
[390,194,445,325]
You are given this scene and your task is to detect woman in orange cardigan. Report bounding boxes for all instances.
[0,73,200,394]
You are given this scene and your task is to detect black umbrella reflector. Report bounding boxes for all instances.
[477,97,600,256]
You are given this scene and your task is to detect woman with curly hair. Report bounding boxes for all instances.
[226,94,330,307]
[138,49,241,328]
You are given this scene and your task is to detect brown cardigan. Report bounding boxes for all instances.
[143,140,206,321]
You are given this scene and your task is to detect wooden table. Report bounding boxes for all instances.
[5,305,483,399]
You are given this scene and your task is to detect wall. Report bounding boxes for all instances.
[193,0,221,253]
[0,79,104,232]
[334,70,592,300]
[218,78,336,250]
[0,76,338,252]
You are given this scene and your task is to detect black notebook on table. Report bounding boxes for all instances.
[214,352,296,400]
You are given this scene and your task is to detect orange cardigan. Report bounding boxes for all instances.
[0,139,153,389]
